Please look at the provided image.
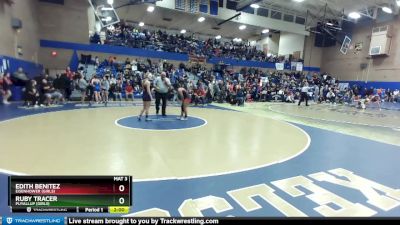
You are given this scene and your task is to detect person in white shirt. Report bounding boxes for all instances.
[393,89,399,102]
[153,72,172,117]
[326,88,336,104]
[314,85,320,102]
[298,82,310,106]
[131,59,138,71]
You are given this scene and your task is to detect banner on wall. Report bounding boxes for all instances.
[290,62,296,71]
[338,83,349,91]
[275,63,284,71]
[290,62,303,71]
[296,62,303,71]
[2,58,9,73]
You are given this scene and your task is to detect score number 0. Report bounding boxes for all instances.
[118,184,126,205]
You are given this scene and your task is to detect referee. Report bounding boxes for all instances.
[153,72,171,117]
[298,82,310,106]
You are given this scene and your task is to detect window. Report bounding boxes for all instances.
[295,16,306,25]
[270,10,282,20]
[284,14,294,22]
[175,0,185,10]
[226,0,237,10]
[241,6,254,14]
[257,8,269,17]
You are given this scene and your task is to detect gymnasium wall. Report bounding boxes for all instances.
[0,0,40,64]
[321,16,400,84]
[37,0,90,44]
[269,33,280,56]
[256,33,280,56]
[36,0,90,72]
[278,32,305,57]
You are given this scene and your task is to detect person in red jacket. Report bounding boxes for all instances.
[65,67,74,80]
[1,72,13,104]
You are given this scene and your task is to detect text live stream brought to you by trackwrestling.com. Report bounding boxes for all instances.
[2,217,400,225]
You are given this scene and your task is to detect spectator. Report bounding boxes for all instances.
[101,76,110,103]
[60,73,72,101]
[65,67,74,80]
[53,74,63,94]
[94,56,100,68]
[90,32,101,44]
[41,78,62,106]
[326,88,336,104]
[24,80,39,107]
[113,79,123,101]
[236,84,245,106]
[76,75,88,104]
[1,72,13,104]
[393,89,399,102]
[125,80,134,101]
[12,67,29,86]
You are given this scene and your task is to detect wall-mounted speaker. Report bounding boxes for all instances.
[11,18,22,29]
[360,63,368,70]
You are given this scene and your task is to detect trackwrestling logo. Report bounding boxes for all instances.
[3,217,64,225]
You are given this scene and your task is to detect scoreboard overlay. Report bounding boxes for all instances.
[8,176,132,213]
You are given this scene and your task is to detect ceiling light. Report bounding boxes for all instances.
[250,4,260,9]
[180,29,186,34]
[233,38,242,42]
[107,0,113,5]
[139,22,144,27]
[215,35,221,39]
[147,5,155,12]
[348,12,361,19]
[262,29,269,34]
[397,0,400,7]
[101,7,113,11]
[293,0,304,2]
[326,22,333,26]
[198,17,205,22]
[382,6,393,14]
[239,25,246,30]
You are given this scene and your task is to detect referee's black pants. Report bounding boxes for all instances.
[155,92,168,116]
[298,92,309,106]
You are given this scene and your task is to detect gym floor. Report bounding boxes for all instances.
[0,102,399,217]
